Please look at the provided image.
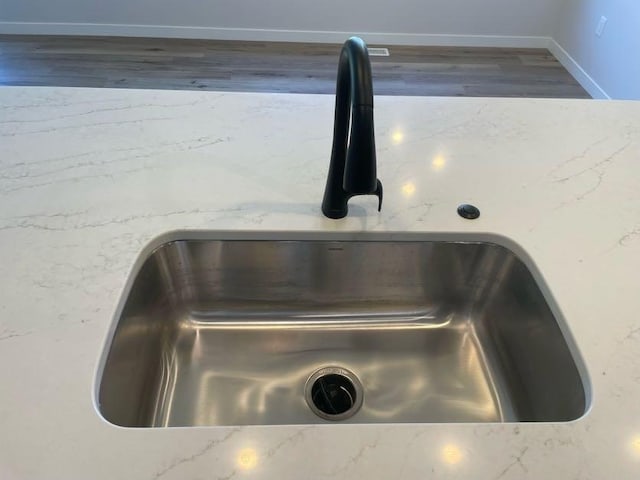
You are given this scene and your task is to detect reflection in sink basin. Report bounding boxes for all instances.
[96,233,588,427]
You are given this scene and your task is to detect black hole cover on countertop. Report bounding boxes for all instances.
[458,204,481,220]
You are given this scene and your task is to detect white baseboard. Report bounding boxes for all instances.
[547,39,609,99]
[0,21,551,48]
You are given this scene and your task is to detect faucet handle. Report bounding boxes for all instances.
[374,179,383,212]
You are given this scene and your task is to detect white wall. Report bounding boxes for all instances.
[552,0,640,99]
[0,0,559,46]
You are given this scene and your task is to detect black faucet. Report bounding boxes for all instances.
[322,37,383,219]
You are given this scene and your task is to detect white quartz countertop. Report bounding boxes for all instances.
[1,86,640,479]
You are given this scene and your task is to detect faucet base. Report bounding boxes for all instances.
[322,205,349,220]
[322,179,383,220]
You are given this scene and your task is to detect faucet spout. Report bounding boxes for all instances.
[322,37,383,219]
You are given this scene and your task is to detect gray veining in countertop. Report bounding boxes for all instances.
[1,86,640,479]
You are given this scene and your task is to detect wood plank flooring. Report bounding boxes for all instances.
[0,35,590,98]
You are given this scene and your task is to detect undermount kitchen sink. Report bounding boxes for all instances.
[96,233,588,427]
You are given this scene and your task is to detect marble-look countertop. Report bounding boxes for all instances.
[1,86,640,479]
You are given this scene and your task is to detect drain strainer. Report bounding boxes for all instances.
[305,366,363,421]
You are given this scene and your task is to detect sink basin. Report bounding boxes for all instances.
[96,233,588,427]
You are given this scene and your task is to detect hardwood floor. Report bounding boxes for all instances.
[0,35,590,98]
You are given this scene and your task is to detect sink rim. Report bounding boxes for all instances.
[92,230,593,428]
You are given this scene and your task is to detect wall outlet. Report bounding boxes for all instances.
[596,16,608,37]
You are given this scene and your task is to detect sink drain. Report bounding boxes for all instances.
[305,367,363,421]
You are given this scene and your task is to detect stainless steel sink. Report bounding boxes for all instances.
[96,233,588,427]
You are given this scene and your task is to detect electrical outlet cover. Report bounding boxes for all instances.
[596,16,608,37]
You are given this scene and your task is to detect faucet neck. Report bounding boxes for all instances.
[322,37,383,219]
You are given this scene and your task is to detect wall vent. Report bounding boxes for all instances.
[367,47,390,57]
